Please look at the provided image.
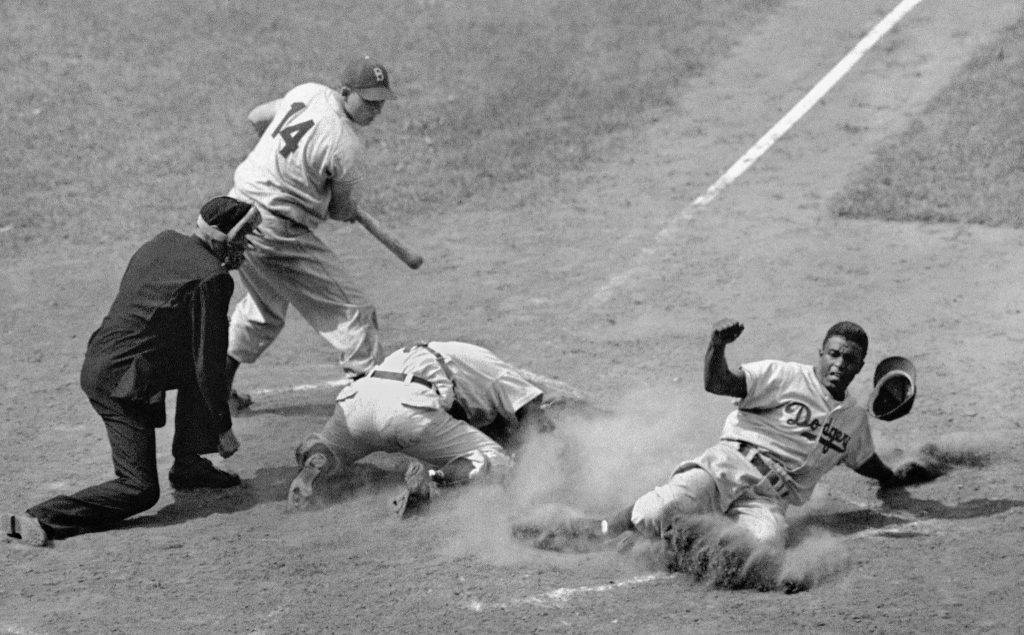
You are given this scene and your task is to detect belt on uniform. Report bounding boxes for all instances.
[404,343,469,421]
[406,344,456,383]
[365,369,435,390]
[737,441,791,500]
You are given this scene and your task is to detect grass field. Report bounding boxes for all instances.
[4,1,1019,260]
[0,0,779,257]
[830,15,1024,227]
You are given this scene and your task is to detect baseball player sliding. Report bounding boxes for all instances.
[543,319,942,588]
[289,341,555,516]
[223,56,398,413]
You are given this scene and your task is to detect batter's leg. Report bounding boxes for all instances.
[266,231,384,378]
[226,254,291,410]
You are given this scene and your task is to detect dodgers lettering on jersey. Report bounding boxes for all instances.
[720,359,875,504]
[229,83,362,230]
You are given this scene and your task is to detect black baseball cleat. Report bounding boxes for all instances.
[6,514,49,547]
[169,457,241,490]
[390,460,433,518]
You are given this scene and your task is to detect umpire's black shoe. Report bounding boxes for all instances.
[6,514,49,547]
[169,457,241,490]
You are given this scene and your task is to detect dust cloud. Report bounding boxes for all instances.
[440,381,727,564]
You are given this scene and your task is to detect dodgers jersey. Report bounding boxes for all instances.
[722,359,875,504]
[368,342,543,430]
[229,83,361,230]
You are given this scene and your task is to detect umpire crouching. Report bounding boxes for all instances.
[5,197,259,546]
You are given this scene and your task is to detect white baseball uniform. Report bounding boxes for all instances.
[301,342,543,479]
[631,360,875,551]
[227,82,383,377]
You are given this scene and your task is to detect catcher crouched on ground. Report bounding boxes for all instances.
[289,341,555,516]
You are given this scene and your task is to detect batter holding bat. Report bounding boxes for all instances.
[289,341,556,517]
[222,55,419,412]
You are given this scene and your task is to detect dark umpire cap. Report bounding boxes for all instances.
[870,356,917,421]
[342,56,396,101]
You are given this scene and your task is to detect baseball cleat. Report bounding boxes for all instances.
[6,514,48,547]
[288,453,328,511]
[511,516,612,552]
[228,389,253,414]
[390,460,432,518]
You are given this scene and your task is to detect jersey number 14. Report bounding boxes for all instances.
[273,102,314,158]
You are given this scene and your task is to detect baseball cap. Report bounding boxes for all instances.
[342,56,396,101]
[869,356,917,421]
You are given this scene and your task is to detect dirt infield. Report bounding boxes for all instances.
[3,0,1023,632]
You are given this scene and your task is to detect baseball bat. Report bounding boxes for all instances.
[354,210,424,269]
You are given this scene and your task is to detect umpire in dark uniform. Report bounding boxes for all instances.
[6,197,259,546]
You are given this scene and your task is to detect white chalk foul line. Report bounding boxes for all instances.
[247,377,350,397]
[466,572,676,612]
[241,367,587,403]
[245,3,931,391]
[591,0,927,304]
[692,0,926,207]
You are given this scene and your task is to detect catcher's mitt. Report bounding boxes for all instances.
[869,356,916,421]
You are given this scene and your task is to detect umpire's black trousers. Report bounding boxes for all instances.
[27,383,218,540]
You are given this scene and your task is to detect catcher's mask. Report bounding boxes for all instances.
[868,356,916,421]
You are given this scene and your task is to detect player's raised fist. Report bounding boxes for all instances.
[712,319,744,345]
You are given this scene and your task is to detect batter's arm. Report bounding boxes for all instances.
[704,319,747,398]
[247,98,284,137]
[327,174,359,223]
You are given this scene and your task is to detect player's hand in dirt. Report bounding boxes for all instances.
[711,319,744,346]
[892,458,945,486]
[218,430,240,458]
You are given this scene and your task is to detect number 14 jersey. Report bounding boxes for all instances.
[230,83,362,230]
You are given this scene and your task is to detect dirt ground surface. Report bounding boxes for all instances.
[3,0,1024,632]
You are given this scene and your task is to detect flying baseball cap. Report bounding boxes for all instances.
[869,356,917,421]
[341,56,396,101]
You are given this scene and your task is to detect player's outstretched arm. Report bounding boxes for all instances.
[247,98,283,136]
[855,453,945,488]
[704,318,747,397]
